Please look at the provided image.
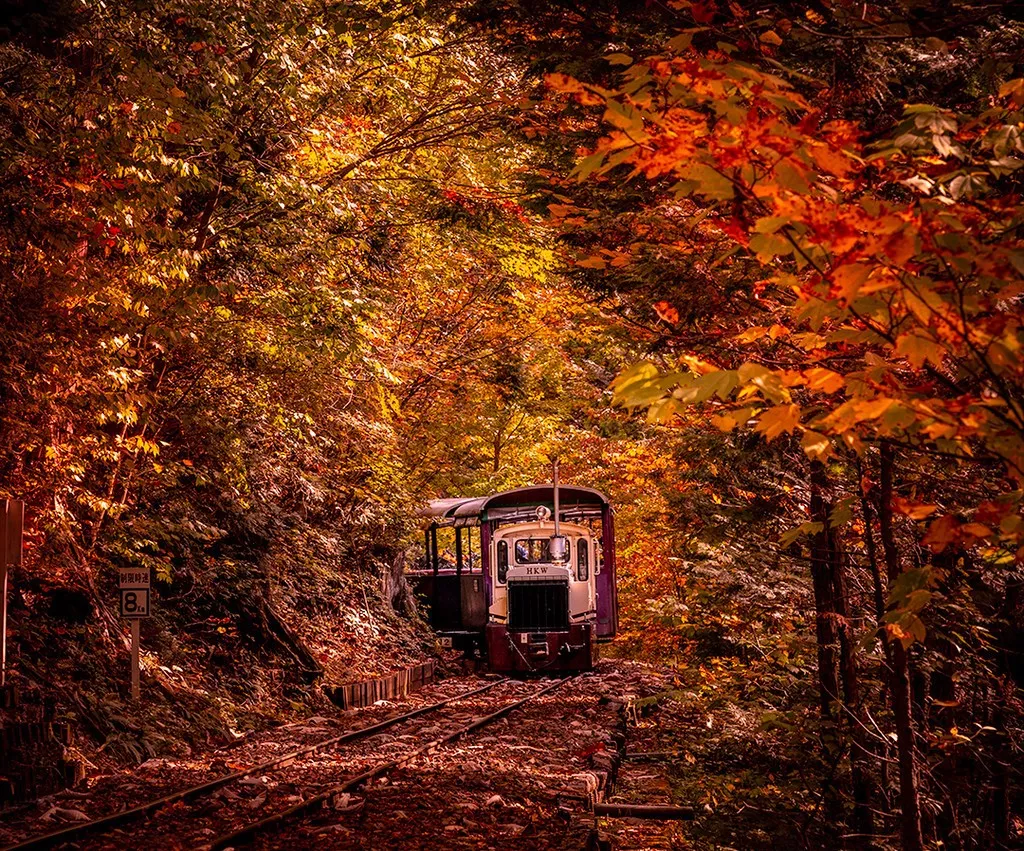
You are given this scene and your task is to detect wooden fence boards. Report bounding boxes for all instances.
[325,660,436,711]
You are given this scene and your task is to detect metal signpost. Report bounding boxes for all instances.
[119,567,151,701]
[0,500,24,686]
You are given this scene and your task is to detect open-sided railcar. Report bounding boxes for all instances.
[407,482,617,673]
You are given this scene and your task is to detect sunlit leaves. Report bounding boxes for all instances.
[754,404,801,441]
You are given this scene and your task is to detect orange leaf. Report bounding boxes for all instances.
[921,515,959,552]
[654,301,679,324]
[831,263,871,302]
[884,227,917,266]
[892,497,938,520]
[960,522,992,540]
[545,73,585,94]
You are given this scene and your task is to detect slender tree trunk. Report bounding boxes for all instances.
[809,461,841,719]
[832,556,875,843]
[811,461,875,843]
[858,478,894,811]
[877,443,925,851]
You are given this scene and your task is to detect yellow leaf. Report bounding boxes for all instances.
[734,326,769,344]
[754,404,802,441]
[759,30,783,45]
[895,330,946,369]
[804,367,844,394]
[853,397,897,422]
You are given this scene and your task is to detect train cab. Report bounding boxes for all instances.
[407,482,618,674]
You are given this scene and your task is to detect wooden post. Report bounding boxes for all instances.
[455,526,463,575]
[0,559,6,688]
[592,803,694,819]
[0,501,6,689]
[1,500,23,687]
[130,619,141,702]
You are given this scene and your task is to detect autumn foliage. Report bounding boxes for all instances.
[540,3,1024,848]
[1,1,1023,848]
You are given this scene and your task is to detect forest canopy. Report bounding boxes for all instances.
[0,0,1022,848]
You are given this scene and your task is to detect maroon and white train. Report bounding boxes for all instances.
[409,481,618,673]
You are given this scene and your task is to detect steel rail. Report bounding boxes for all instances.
[2,678,507,851]
[210,674,578,849]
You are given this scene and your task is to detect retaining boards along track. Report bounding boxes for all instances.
[2,678,506,851]
[210,674,579,849]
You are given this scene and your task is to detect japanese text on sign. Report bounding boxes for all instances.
[119,569,151,588]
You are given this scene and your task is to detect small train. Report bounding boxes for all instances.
[408,476,618,673]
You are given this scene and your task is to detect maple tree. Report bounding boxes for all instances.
[530,1,1024,847]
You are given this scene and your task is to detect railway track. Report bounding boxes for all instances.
[3,675,576,851]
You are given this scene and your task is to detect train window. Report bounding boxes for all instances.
[497,540,509,584]
[515,538,559,564]
[577,539,589,582]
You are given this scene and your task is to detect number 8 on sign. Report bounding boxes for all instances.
[120,588,150,618]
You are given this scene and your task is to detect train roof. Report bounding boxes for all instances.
[419,485,611,528]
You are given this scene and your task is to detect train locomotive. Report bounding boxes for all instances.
[408,472,617,673]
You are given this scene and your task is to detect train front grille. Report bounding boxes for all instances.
[507,580,569,632]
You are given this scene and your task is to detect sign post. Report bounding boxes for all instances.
[131,620,140,702]
[1,500,24,687]
[119,567,151,702]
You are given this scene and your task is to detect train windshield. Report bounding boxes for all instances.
[514,537,569,564]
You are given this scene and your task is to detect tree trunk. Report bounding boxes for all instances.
[878,443,925,851]
[809,461,841,719]
[811,461,875,842]
[859,480,894,811]
[385,550,418,618]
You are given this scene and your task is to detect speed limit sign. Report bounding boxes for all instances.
[119,568,152,619]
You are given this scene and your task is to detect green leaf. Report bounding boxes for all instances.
[575,152,607,181]
[829,497,855,528]
[682,163,735,200]
[780,521,824,548]
[611,361,672,409]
